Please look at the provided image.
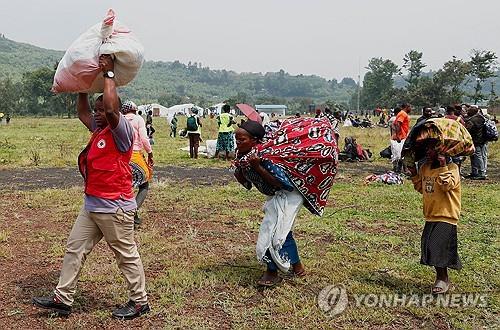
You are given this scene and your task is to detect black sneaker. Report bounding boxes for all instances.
[32,296,71,316]
[112,300,150,320]
[470,175,487,180]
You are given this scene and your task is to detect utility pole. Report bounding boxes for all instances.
[357,58,361,114]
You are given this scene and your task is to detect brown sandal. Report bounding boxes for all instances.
[257,274,282,287]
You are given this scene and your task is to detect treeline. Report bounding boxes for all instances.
[0,67,76,117]
[0,36,359,116]
[0,62,358,116]
[358,49,499,110]
[121,61,357,109]
[1,33,499,116]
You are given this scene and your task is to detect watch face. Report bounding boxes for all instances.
[107,71,115,78]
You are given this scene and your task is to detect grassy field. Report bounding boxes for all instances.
[0,116,230,169]
[0,116,498,169]
[0,116,498,329]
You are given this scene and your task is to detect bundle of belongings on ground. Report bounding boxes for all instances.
[364,171,404,185]
[402,118,475,168]
[52,9,144,93]
[338,136,372,162]
[236,117,339,216]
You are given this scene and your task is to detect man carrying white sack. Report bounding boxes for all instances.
[32,55,150,320]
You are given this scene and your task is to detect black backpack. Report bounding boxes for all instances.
[483,116,499,142]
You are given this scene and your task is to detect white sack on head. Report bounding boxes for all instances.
[52,8,144,93]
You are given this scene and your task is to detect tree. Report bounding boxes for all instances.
[0,76,22,115]
[469,50,498,104]
[21,67,54,115]
[488,81,500,107]
[339,77,357,88]
[402,50,426,87]
[20,66,76,116]
[361,57,400,108]
[157,93,182,107]
[433,56,470,104]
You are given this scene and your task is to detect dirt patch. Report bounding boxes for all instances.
[1,161,497,192]
[0,162,401,191]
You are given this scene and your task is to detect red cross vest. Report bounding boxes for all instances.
[78,126,134,200]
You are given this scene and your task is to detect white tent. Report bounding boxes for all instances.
[166,103,204,117]
[138,103,169,117]
[138,103,204,121]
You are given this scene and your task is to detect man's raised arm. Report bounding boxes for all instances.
[99,54,120,129]
[77,93,93,131]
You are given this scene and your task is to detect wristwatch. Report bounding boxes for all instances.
[103,71,115,79]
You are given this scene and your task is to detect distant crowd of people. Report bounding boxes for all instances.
[389,103,496,180]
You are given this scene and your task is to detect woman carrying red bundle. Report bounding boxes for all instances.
[233,118,337,286]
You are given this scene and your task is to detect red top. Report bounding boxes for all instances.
[78,127,134,200]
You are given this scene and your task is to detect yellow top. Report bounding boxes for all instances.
[411,163,461,225]
[218,113,234,133]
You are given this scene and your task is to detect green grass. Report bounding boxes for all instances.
[0,179,498,328]
[0,116,228,169]
[0,116,498,328]
[1,116,498,168]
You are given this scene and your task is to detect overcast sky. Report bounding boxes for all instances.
[1,0,499,80]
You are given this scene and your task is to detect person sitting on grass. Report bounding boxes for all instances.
[342,136,371,161]
[233,121,306,287]
[408,139,462,295]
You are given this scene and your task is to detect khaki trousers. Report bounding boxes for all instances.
[54,207,147,305]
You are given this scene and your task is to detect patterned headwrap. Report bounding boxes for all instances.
[121,101,138,114]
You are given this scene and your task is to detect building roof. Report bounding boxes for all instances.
[255,104,288,109]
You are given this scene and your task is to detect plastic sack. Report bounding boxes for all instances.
[390,140,404,162]
[205,140,217,158]
[52,9,144,93]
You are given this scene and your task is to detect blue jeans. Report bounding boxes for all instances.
[471,144,487,176]
[265,232,300,272]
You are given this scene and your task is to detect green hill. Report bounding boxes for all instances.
[0,35,64,78]
[0,35,356,107]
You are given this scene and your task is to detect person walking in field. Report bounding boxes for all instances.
[121,100,154,228]
[32,55,149,320]
[408,140,462,294]
[391,103,411,173]
[214,104,236,160]
[146,123,155,145]
[233,118,337,287]
[186,108,202,159]
[464,106,488,180]
[170,113,178,137]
